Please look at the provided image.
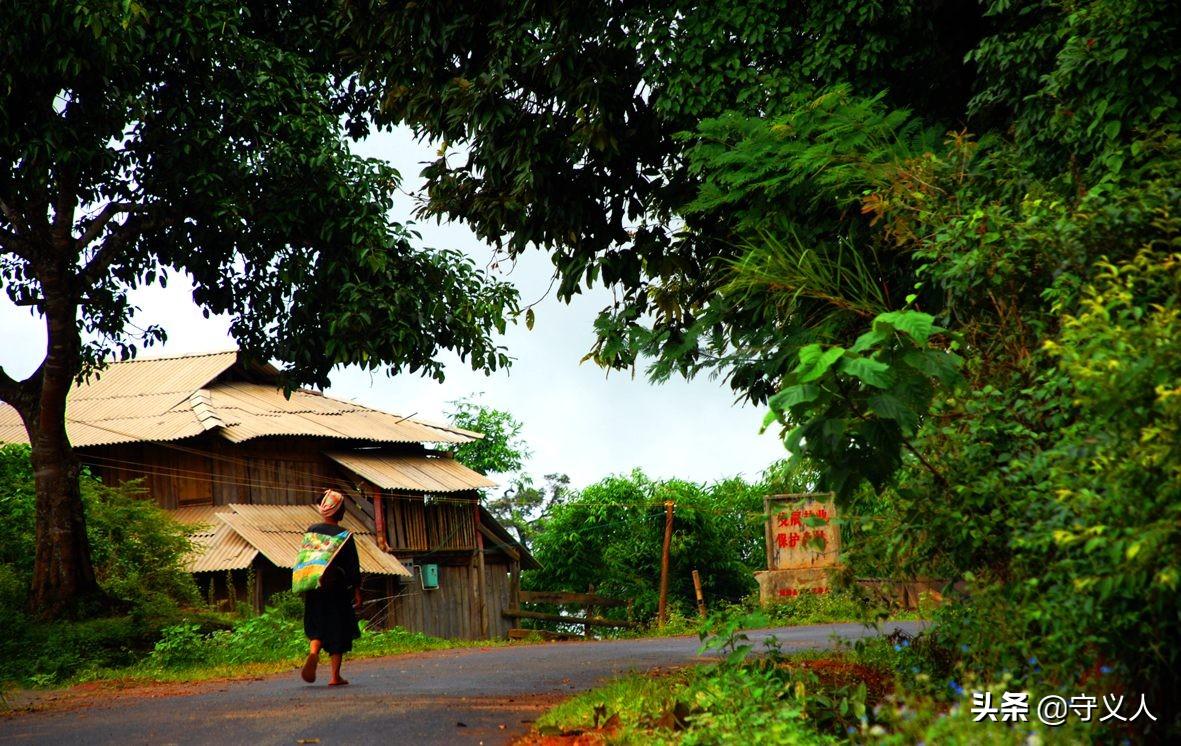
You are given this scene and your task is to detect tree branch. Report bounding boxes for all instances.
[52,168,79,248]
[0,226,21,251]
[79,210,175,289]
[902,439,948,487]
[0,198,36,262]
[0,197,31,237]
[74,202,141,251]
[0,364,25,408]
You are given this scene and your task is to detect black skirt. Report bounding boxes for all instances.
[303,589,360,655]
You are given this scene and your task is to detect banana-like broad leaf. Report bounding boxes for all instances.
[874,310,939,343]
[839,356,893,388]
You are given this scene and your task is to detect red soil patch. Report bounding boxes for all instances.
[781,657,893,703]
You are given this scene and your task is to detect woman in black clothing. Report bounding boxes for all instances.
[301,489,362,686]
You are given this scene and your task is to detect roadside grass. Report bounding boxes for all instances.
[535,671,695,745]
[533,662,839,745]
[530,623,1097,745]
[94,624,514,687]
[1,592,521,695]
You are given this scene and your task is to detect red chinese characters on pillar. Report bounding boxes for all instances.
[776,586,829,597]
[765,495,839,572]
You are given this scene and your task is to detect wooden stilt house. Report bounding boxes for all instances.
[0,350,537,639]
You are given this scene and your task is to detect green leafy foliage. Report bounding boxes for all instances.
[343,0,1181,737]
[484,473,573,549]
[2,0,520,615]
[0,444,198,611]
[341,0,982,402]
[446,396,530,476]
[526,470,769,622]
[0,444,204,685]
[0,0,519,389]
[764,309,960,497]
[445,398,574,547]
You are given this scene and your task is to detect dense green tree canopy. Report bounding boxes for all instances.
[446,397,530,476]
[342,0,1181,736]
[339,0,982,402]
[0,0,517,615]
[526,470,766,620]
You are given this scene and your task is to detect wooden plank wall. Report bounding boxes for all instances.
[484,558,514,638]
[82,436,353,509]
[388,558,479,639]
[426,500,477,550]
[383,495,478,553]
[386,555,514,639]
[385,493,428,551]
[82,442,216,507]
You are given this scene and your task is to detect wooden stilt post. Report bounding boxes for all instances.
[474,501,489,639]
[692,569,707,618]
[373,488,388,551]
[657,499,674,627]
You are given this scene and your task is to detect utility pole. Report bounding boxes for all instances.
[657,499,674,627]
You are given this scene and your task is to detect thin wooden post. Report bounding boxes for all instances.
[657,499,674,627]
[509,559,521,611]
[373,488,388,551]
[692,569,707,618]
[473,502,489,639]
[584,583,596,639]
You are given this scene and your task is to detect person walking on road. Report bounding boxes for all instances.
[293,489,363,686]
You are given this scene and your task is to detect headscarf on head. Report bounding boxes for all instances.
[319,489,345,519]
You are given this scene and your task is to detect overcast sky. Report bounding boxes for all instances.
[0,128,787,489]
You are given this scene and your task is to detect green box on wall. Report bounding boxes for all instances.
[420,563,439,590]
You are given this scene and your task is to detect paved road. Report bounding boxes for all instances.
[1,622,922,745]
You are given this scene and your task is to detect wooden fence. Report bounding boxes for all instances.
[503,588,638,638]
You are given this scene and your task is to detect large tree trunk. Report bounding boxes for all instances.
[28,427,98,617]
[26,280,101,617]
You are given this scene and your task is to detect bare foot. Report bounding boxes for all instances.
[301,654,318,683]
[328,678,349,687]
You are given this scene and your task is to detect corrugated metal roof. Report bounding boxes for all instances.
[211,383,475,445]
[0,350,480,448]
[220,504,410,577]
[167,504,410,577]
[189,520,258,572]
[75,351,240,400]
[326,451,496,492]
[169,505,223,533]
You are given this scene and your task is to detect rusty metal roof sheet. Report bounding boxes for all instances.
[189,520,259,572]
[167,504,410,576]
[326,451,496,493]
[76,351,240,400]
[167,505,259,572]
[219,504,410,577]
[169,505,223,533]
[0,350,479,448]
[210,383,475,445]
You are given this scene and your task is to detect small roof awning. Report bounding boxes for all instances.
[327,451,496,493]
[169,504,410,577]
